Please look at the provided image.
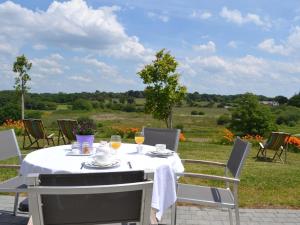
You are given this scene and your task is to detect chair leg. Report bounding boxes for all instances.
[13,193,19,216]
[171,203,177,225]
[228,208,233,225]
[235,207,240,225]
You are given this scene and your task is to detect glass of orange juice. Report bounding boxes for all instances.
[135,132,144,153]
[110,135,121,154]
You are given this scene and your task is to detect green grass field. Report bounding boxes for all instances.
[1,104,300,208]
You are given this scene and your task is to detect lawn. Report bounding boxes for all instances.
[1,105,300,208]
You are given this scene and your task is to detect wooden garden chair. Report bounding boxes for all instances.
[57,119,78,145]
[22,119,55,149]
[256,132,290,163]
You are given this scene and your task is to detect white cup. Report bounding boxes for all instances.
[155,144,166,152]
[93,151,109,164]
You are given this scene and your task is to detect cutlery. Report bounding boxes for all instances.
[127,161,132,169]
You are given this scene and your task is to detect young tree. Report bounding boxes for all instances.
[137,49,186,128]
[12,55,32,120]
[229,93,276,136]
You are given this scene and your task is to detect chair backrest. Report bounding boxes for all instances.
[0,129,22,162]
[27,171,153,225]
[226,137,251,178]
[265,132,290,150]
[57,119,78,141]
[142,127,180,152]
[23,119,46,139]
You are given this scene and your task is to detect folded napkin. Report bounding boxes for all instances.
[151,164,176,221]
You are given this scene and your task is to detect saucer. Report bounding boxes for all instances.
[84,158,120,169]
[147,149,174,157]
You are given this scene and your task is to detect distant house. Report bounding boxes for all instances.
[260,101,279,107]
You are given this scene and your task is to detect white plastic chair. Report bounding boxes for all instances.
[0,129,27,215]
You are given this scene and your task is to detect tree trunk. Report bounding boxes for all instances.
[166,110,173,128]
[21,92,24,120]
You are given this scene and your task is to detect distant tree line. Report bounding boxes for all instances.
[0,89,300,125]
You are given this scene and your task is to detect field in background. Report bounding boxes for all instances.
[1,103,300,208]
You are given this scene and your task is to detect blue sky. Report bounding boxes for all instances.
[1,0,300,97]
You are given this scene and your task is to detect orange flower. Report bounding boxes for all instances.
[179,132,186,142]
[287,136,300,148]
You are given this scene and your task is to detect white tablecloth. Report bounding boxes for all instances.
[20,143,184,220]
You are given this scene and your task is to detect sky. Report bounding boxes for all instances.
[0,0,300,97]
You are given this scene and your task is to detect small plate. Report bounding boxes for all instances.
[84,159,120,169]
[147,149,174,157]
[66,152,92,156]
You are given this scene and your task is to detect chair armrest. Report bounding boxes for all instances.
[47,133,55,138]
[176,172,240,184]
[181,159,226,167]
[0,164,20,169]
[259,142,264,149]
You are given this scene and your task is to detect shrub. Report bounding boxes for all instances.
[25,111,42,119]
[191,111,205,115]
[122,104,136,112]
[217,114,231,125]
[275,106,300,126]
[110,103,122,110]
[229,93,276,136]
[91,101,100,109]
[175,124,184,132]
[0,103,21,125]
[72,99,93,111]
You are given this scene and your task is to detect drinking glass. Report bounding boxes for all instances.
[110,135,121,153]
[135,132,144,153]
[71,141,80,154]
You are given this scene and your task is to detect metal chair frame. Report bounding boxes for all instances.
[171,137,251,225]
[0,129,27,215]
[142,127,180,152]
[27,172,153,225]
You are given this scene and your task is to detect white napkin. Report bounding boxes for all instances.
[151,164,177,221]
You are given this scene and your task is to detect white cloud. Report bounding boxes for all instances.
[180,54,300,97]
[220,7,271,29]
[31,54,65,78]
[79,57,137,85]
[227,41,238,48]
[258,26,300,56]
[193,41,216,53]
[147,12,169,22]
[33,44,47,50]
[258,39,291,56]
[190,10,212,20]
[69,75,91,82]
[0,0,152,60]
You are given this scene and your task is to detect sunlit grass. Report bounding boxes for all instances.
[1,104,300,208]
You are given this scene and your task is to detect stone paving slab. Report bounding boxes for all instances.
[0,196,300,225]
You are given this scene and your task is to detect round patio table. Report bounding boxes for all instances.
[20,143,184,220]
